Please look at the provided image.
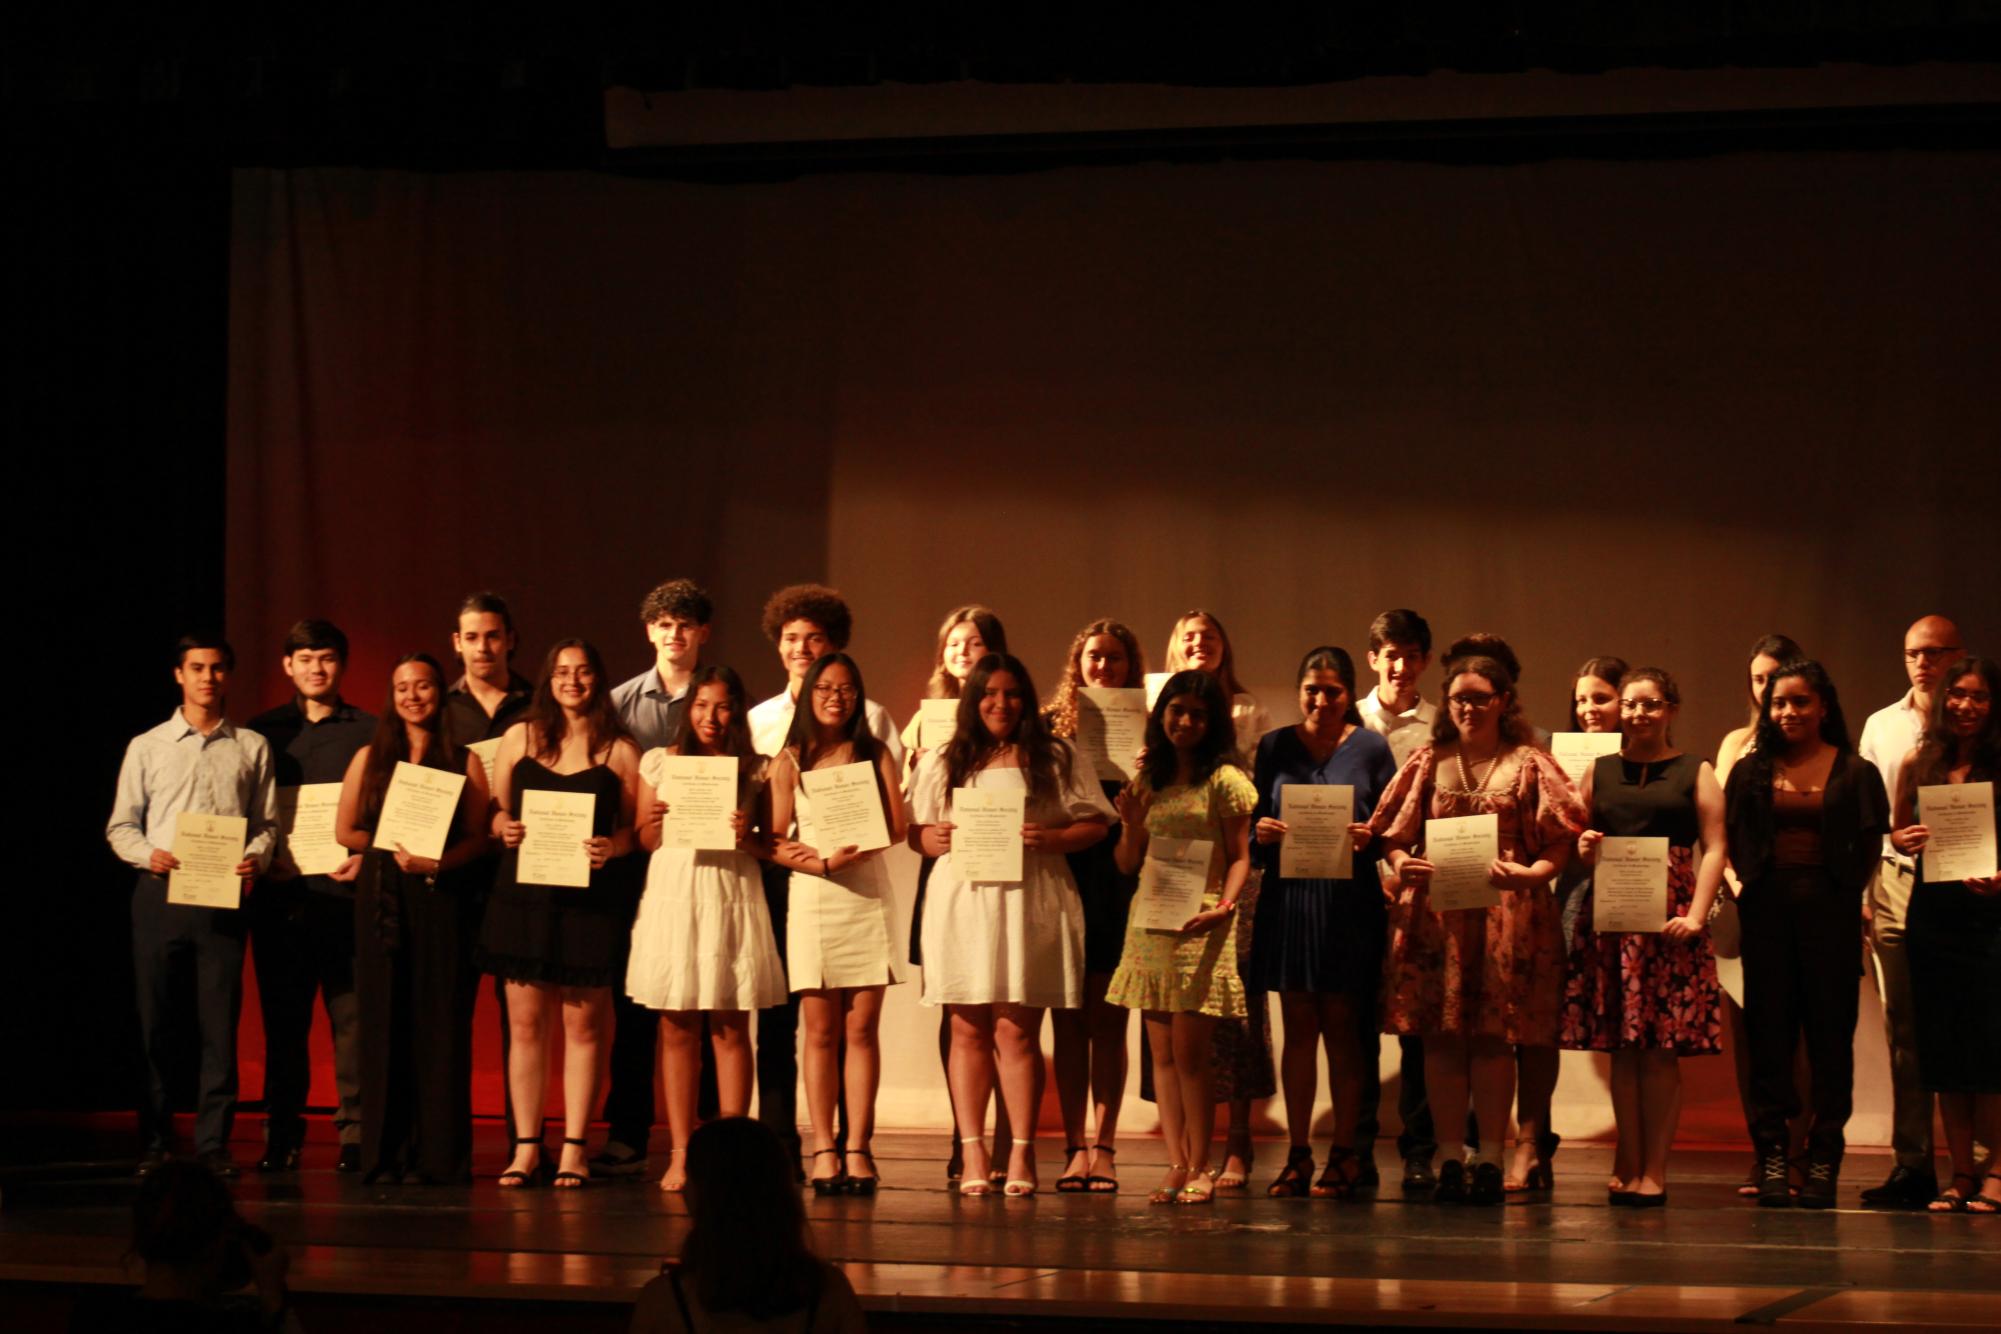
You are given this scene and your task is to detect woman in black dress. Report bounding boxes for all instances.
[1888,654,2001,1214]
[477,639,640,1188]
[334,653,492,1184]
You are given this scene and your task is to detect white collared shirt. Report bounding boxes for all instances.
[1359,689,1437,769]
[749,690,905,766]
[1859,688,1926,863]
[106,710,279,872]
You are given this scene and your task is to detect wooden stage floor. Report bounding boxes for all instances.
[3,1126,1996,1332]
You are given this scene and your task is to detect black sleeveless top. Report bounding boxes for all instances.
[1591,752,1701,848]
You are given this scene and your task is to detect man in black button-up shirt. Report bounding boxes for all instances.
[246,620,377,1173]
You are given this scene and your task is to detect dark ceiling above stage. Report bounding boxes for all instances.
[11,3,2001,167]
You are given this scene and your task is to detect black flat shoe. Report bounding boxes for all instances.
[844,1149,880,1197]
[1626,1191,1667,1209]
[1466,1161,1505,1206]
[809,1148,847,1196]
[1433,1159,1467,1204]
[256,1143,301,1173]
[1608,1187,1637,1207]
[336,1144,362,1173]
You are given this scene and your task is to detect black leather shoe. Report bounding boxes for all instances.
[135,1147,172,1178]
[1402,1157,1437,1194]
[1755,1148,1792,1208]
[1432,1159,1466,1204]
[256,1143,301,1173]
[336,1144,362,1173]
[1859,1164,1936,1209]
[200,1150,240,1180]
[588,1141,649,1177]
[1796,1155,1839,1210]
[1353,1158,1381,1192]
[1466,1161,1505,1206]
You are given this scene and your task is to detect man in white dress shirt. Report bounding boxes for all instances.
[1356,609,1438,1194]
[1856,613,1961,1208]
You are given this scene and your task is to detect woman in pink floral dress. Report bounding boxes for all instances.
[1366,654,1585,1206]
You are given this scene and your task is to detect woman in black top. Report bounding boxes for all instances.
[1724,659,1888,1210]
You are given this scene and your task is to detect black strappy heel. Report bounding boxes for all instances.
[1055,1144,1091,1193]
[498,1136,545,1189]
[553,1137,591,1189]
[1084,1144,1120,1194]
[809,1147,847,1196]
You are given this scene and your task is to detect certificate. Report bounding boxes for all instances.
[659,755,739,851]
[1280,784,1355,880]
[952,787,1025,883]
[798,761,891,858]
[278,783,347,876]
[1075,687,1147,782]
[1550,732,1622,787]
[518,790,596,888]
[1143,672,1172,711]
[467,738,504,787]
[1593,835,1670,933]
[1134,837,1214,932]
[374,761,467,863]
[1423,812,1500,911]
[168,812,247,908]
[916,699,960,750]
[1921,781,1998,882]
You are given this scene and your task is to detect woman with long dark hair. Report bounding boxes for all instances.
[629,1117,866,1334]
[478,638,641,1189]
[1248,646,1396,1199]
[1888,654,2001,1214]
[769,652,908,1194]
[1043,618,1146,1192]
[335,653,491,1184]
[1366,655,1585,1206]
[910,652,1112,1195]
[1106,669,1257,1205]
[1725,659,1888,1209]
[628,665,788,1193]
[1561,668,1727,1206]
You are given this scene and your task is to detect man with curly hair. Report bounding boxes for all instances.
[747,583,905,763]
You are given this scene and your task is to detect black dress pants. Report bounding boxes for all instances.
[250,885,361,1149]
[131,874,246,1155]
[1741,868,1861,1160]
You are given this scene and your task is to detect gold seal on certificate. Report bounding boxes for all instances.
[1134,836,1213,932]
[278,782,347,876]
[916,699,960,750]
[1550,732,1621,787]
[797,761,892,858]
[168,812,248,908]
[1593,835,1670,933]
[952,787,1025,883]
[659,754,738,851]
[517,790,596,888]
[1279,784,1355,881]
[1920,780,1997,882]
[375,761,468,863]
[1076,687,1147,782]
[1423,812,1500,912]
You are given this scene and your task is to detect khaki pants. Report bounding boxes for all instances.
[1868,858,1934,1169]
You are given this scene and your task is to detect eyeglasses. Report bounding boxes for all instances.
[1945,687,1992,705]
[1619,698,1669,715]
[1904,647,1962,664]
[1447,692,1497,710]
[812,684,857,701]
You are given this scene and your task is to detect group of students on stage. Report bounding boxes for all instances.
[107,584,2000,1213]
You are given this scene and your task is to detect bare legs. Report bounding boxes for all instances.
[801,986,884,1186]
[1053,973,1127,1186]
[1426,1033,1514,1169]
[1606,1049,1683,1197]
[501,981,609,1185]
[1935,1092,2001,1212]
[1142,1009,1219,1201]
[947,1003,1045,1192]
[1509,1044,1560,1188]
[656,1008,752,1191]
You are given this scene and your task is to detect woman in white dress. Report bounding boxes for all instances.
[768,653,908,1195]
[628,666,788,1193]
[909,653,1113,1196]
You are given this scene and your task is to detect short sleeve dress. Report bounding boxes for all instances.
[1368,745,1585,1044]
[1105,764,1259,1018]
[784,751,904,992]
[909,743,1115,1009]
[1246,724,1398,998]
[1559,752,1724,1054]
[624,747,789,1013]
[476,756,629,988]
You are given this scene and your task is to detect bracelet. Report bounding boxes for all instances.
[1217,899,1238,913]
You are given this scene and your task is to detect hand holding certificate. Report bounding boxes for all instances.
[1423,813,1501,911]
[797,761,892,859]
[1593,835,1670,933]
[1075,687,1147,782]
[168,812,248,908]
[1550,732,1622,787]
[518,790,597,888]
[375,761,468,863]
[278,783,347,876]
[1920,781,1997,882]
[659,755,739,851]
[1134,837,1214,931]
[953,788,1025,882]
[1279,784,1356,880]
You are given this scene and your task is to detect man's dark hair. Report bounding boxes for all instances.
[640,579,713,627]
[1368,609,1431,655]
[174,632,235,671]
[282,618,349,662]
[455,590,514,634]
[760,583,853,650]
